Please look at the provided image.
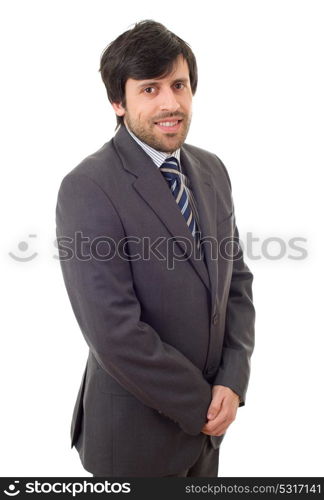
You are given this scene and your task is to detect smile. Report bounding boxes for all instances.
[154,120,183,132]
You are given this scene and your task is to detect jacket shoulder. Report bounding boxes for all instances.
[182,142,232,190]
[65,139,117,180]
[57,138,124,202]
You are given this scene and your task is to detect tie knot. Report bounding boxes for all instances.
[160,156,180,183]
[163,156,179,170]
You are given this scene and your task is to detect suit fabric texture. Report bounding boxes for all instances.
[55,124,255,477]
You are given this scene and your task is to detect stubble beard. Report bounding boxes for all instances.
[124,113,192,153]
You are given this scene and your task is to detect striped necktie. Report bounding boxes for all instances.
[160,156,200,250]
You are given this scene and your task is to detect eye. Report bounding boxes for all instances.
[174,82,185,90]
[144,87,156,94]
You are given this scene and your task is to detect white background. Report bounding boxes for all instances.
[1,0,323,477]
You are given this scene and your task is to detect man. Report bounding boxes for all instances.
[56,20,255,477]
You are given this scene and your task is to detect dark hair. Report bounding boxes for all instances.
[99,20,198,129]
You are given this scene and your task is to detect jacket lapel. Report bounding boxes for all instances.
[180,147,219,312]
[113,126,214,295]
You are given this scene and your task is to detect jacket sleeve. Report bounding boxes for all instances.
[212,161,256,406]
[56,172,212,435]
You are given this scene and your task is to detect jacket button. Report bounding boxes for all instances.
[212,313,219,325]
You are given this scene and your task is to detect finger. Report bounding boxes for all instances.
[202,418,229,435]
[202,426,227,437]
[210,401,237,426]
[202,404,236,433]
[207,395,224,420]
[210,423,228,436]
[202,413,227,433]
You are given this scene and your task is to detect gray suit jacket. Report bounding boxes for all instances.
[55,124,255,476]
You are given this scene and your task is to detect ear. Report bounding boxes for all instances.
[111,101,126,117]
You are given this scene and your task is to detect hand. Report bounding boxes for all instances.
[201,385,240,436]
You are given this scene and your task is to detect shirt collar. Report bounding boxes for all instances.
[124,123,181,168]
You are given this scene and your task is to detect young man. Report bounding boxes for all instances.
[56,20,255,477]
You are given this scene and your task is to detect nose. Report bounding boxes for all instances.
[159,87,180,113]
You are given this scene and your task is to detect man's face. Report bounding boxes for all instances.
[112,55,193,153]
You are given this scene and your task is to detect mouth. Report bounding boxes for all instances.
[154,119,183,133]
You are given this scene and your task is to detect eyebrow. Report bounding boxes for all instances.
[137,77,190,89]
